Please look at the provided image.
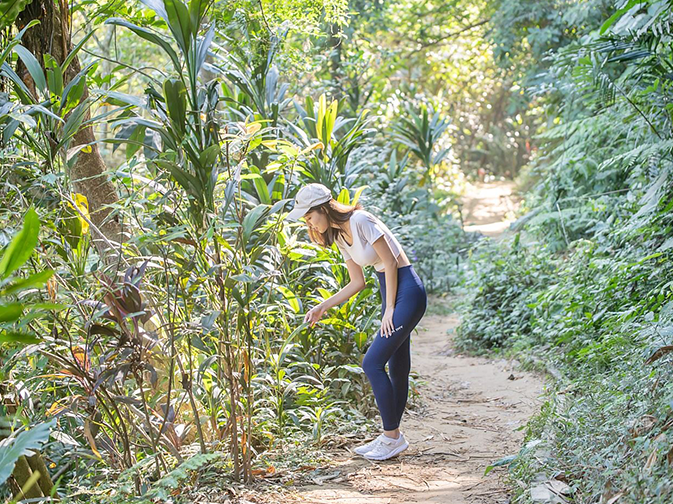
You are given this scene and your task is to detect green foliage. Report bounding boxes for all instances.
[456,234,557,351]
[391,101,451,185]
[0,206,39,279]
[0,0,482,500]
[457,3,673,502]
[0,419,55,488]
[0,0,33,30]
[0,207,62,346]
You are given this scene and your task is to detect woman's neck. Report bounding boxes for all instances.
[334,218,354,246]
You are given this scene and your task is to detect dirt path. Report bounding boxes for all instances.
[461,180,522,238]
[261,181,545,504]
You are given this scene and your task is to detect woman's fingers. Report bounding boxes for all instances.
[382,320,391,338]
[387,319,394,337]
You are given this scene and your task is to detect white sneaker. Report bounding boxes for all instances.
[354,433,386,455]
[363,432,408,460]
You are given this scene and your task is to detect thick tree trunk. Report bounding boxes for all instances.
[17,0,123,258]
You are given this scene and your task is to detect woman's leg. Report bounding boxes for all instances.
[387,335,411,428]
[362,296,423,433]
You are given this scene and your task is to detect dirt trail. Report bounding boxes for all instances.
[461,180,522,238]
[277,181,544,504]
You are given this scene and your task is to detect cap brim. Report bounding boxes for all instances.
[285,205,309,221]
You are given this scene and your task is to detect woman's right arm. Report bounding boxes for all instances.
[320,259,366,310]
[304,259,366,326]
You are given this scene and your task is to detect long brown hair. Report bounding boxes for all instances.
[306,199,364,248]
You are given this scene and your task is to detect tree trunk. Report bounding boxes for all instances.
[17,0,123,259]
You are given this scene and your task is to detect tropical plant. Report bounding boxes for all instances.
[390,101,451,186]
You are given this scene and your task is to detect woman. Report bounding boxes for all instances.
[285,182,428,461]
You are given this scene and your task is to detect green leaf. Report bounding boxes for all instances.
[600,0,639,35]
[483,454,517,475]
[249,174,270,204]
[277,285,300,313]
[0,61,34,103]
[61,30,96,74]
[195,23,214,75]
[147,452,221,499]
[188,0,209,31]
[105,18,181,73]
[0,420,55,487]
[242,204,268,242]
[139,0,169,22]
[44,53,63,97]
[0,331,40,344]
[13,44,46,93]
[351,185,368,206]
[0,0,34,31]
[60,62,94,114]
[29,302,67,311]
[155,159,202,195]
[58,98,90,151]
[337,187,350,205]
[271,172,285,201]
[0,206,40,279]
[163,78,187,135]
[198,144,220,170]
[165,0,193,56]
[0,303,24,323]
[0,270,53,296]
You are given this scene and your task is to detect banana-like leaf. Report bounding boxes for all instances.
[194,22,214,76]
[44,54,63,97]
[244,173,270,204]
[155,159,203,196]
[58,98,91,151]
[0,270,53,296]
[337,187,350,205]
[0,303,23,323]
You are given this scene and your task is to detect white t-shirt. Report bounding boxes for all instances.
[334,209,403,272]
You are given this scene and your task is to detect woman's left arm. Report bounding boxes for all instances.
[371,236,400,337]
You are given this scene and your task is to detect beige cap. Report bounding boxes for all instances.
[285,183,333,221]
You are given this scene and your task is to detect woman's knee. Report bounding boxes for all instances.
[362,348,384,376]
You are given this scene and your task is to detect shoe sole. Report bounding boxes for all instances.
[363,441,409,460]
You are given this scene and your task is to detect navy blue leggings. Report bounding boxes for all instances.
[361,264,427,431]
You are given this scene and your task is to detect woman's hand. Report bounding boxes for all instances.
[380,307,395,338]
[304,302,328,327]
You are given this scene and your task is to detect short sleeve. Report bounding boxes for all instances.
[356,212,385,245]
